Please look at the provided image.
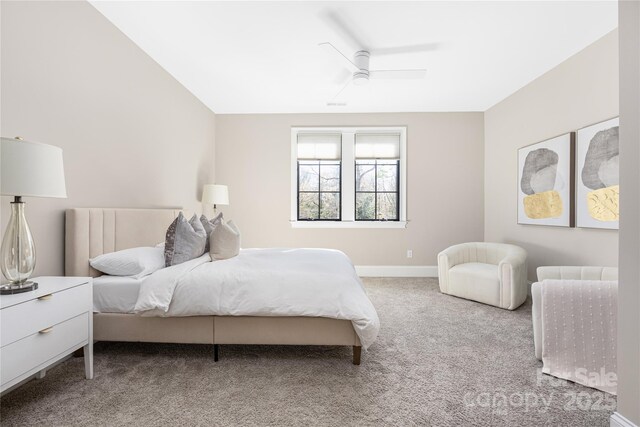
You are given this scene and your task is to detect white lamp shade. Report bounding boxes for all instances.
[202,184,229,205]
[1,137,67,198]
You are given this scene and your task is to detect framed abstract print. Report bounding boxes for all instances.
[576,117,619,229]
[517,133,575,227]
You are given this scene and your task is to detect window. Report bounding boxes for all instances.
[296,133,342,220]
[355,133,400,221]
[291,127,406,228]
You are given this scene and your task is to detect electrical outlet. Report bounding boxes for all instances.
[406,250,413,259]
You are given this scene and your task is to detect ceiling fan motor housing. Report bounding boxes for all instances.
[353,50,370,85]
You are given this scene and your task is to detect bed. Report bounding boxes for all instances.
[65,208,377,364]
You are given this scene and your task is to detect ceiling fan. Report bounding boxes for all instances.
[319,10,438,105]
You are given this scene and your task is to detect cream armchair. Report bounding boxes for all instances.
[437,242,528,310]
[531,266,618,360]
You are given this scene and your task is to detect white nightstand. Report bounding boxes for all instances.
[0,277,93,393]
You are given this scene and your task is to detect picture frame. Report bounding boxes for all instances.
[575,117,619,230]
[517,133,575,227]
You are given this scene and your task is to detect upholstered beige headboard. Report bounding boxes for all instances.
[65,208,181,277]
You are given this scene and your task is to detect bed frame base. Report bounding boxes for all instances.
[212,344,362,365]
[93,313,363,364]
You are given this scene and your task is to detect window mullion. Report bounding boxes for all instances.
[341,133,355,221]
[296,161,300,220]
[396,161,400,221]
[338,162,342,221]
[374,161,378,220]
[317,161,322,219]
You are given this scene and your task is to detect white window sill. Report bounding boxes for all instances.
[290,221,407,229]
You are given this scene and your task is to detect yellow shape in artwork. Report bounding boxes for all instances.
[524,191,563,219]
[587,185,619,222]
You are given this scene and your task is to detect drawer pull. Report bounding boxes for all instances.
[39,327,53,334]
[38,294,53,301]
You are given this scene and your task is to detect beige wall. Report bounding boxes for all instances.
[484,30,619,280]
[0,1,216,278]
[215,113,484,266]
[617,1,640,424]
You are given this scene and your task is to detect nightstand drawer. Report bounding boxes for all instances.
[1,284,90,347]
[1,312,89,386]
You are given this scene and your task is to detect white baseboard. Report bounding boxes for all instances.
[355,265,438,278]
[611,412,638,427]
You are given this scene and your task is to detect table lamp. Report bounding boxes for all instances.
[1,137,67,294]
[202,184,229,216]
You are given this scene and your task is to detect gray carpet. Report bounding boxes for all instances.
[1,278,615,426]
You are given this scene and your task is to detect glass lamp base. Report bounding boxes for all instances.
[0,281,38,295]
[1,199,37,285]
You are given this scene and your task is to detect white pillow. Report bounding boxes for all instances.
[210,220,240,260]
[90,247,165,278]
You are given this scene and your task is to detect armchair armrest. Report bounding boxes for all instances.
[498,250,527,310]
[437,244,468,294]
[437,251,452,294]
[531,281,543,360]
[437,244,467,269]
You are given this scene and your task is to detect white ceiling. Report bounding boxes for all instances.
[90,1,618,114]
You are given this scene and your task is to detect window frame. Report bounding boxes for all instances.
[354,159,400,221]
[291,126,407,229]
[297,160,342,221]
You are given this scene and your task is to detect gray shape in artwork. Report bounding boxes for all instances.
[598,155,619,187]
[530,165,558,193]
[582,126,619,190]
[521,148,559,195]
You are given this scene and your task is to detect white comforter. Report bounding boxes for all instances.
[134,248,380,349]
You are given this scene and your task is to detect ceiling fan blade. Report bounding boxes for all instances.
[333,67,352,85]
[327,79,353,106]
[371,43,441,56]
[369,69,427,79]
[319,42,358,72]
[321,10,370,51]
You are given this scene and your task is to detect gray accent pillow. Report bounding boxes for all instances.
[200,212,223,252]
[210,220,240,260]
[164,212,207,267]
